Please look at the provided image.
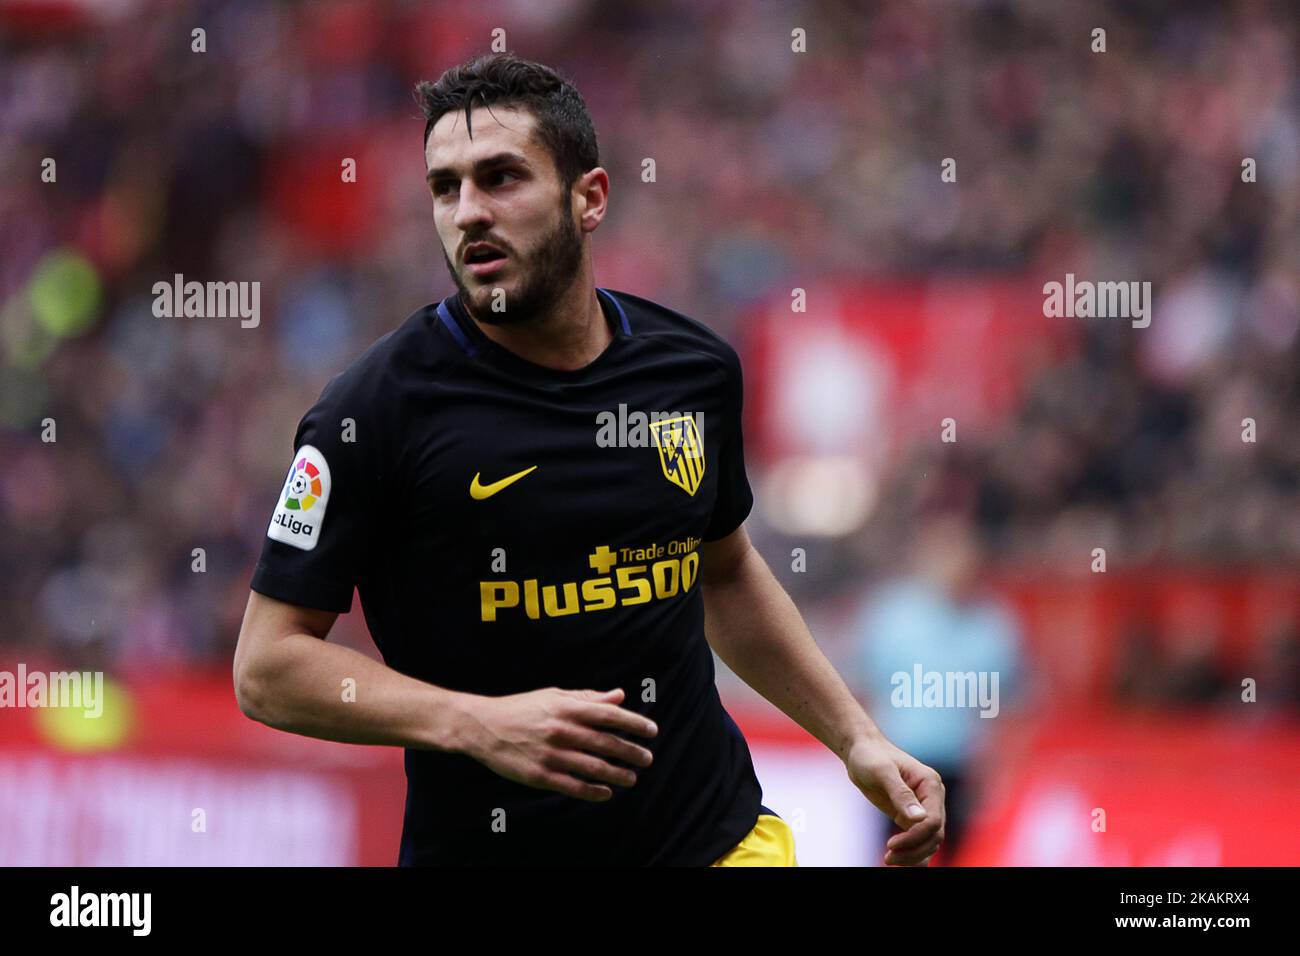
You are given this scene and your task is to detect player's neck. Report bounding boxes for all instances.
[472,280,611,372]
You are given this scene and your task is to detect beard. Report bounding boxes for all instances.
[444,191,584,327]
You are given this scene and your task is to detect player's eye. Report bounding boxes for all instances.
[432,171,517,197]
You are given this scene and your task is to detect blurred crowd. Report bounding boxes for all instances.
[0,0,1295,677]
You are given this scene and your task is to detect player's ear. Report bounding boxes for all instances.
[575,167,609,231]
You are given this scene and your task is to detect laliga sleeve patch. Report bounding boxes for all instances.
[267,444,333,551]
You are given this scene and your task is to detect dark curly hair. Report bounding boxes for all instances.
[414,53,600,192]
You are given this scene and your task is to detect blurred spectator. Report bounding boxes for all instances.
[1113,610,1233,708]
[1112,619,1169,706]
[1163,616,1232,707]
[850,513,1027,864]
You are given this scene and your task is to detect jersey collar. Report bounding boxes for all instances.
[436,287,632,382]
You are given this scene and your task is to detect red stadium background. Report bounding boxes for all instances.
[2,0,1297,866]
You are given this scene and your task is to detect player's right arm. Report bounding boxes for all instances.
[233,589,656,800]
[234,588,467,748]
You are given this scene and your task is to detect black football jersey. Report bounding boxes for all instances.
[250,287,764,864]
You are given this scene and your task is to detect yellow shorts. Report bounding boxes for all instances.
[709,810,798,867]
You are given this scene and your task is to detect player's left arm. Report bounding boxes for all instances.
[700,523,945,866]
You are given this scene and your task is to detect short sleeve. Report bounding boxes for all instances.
[702,344,754,542]
[249,381,379,613]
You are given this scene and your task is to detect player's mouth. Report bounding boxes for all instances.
[463,243,508,278]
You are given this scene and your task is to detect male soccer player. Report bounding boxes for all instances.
[234,52,945,866]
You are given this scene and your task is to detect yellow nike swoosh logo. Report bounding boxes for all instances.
[470,465,538,500]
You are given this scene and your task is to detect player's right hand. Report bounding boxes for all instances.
[459,687,658,801]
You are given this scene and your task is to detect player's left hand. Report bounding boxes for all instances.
[844,735,946,866]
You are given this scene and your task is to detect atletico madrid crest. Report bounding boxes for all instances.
[650,415,705,496]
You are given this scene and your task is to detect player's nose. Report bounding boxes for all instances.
[453,180,493,235]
